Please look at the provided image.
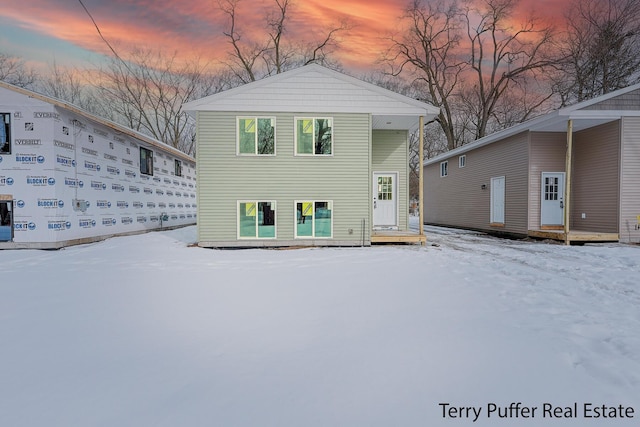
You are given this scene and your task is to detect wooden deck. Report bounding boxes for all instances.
[528,229,619,243]
[371,229,426,245]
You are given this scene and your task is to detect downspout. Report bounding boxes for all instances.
[419,115,425,245]
[564,119,573,245]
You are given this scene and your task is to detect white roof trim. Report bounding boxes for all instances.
[183,63,440,118]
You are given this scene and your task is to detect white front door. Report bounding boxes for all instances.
[541,172,565,226]
[373,172,397,228]
[490,176,505,224]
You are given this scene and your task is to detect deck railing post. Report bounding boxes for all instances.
[419,115,425,245]
[564,119,573,245]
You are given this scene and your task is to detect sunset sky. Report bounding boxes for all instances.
[1,0,566,75]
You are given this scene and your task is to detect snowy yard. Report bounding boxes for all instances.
[1,223,639,426]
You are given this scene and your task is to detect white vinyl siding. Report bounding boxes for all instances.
[570,121,620,232]
[620,116,640,243]
[196,111,370,246]
[424,131,529,235]
[371,130,409,232]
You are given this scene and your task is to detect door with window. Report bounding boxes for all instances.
[0,198,13,241]
[490,176,505,224]
[541,172,565,226]
[373,172,398,228]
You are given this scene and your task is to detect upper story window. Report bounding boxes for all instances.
[440,161,448,177]
[459,155,466,168]
[140,147,153,176]
[295,118,332,156]
[0,113,10,154]
[238,117,275,155]
[175,159,182,177]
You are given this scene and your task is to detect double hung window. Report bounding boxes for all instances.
[295,118,332,155]
[238,201,276,238]
[295,201,332,238]
[238,117,275,155]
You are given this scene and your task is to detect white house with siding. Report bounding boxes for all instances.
[0,81,197,249]
[184,64,439,247]
[423,84,640,244]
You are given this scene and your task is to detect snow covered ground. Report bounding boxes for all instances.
[1,222,639,426]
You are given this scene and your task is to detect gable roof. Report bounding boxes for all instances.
[183,64,440,130]
[0,80,195,163]
[425,83,640,166]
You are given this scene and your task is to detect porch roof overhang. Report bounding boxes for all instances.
[425,82,640,166]
[424,109,636,166]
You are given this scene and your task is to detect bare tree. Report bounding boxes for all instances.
[93,48,226,155]
[386,0,556,149]
[218,0,349,83]
[0,52,38,88]
[554,0,640,105]
[461,0,556,139]
[386,0,466,150]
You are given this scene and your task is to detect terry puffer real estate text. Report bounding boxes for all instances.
[439,402,635,422]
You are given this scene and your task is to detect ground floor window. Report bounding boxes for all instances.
[238,201,276,238]
[295,201,332,238]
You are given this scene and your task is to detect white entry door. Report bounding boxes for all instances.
[541,172,565,226]
[490,176,505,224]
[373,172,397,228]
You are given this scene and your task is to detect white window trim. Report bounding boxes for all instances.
[440,160,448,177]
[458,155,466,168]
[294,200,334,239]
[236,117,277,156]
[294,117,334,157]
[237,200,277,239]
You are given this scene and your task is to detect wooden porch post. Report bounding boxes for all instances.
[419,115,425,244]
[564,119,573,245]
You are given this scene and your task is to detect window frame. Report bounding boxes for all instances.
[294,200,333,239]
[237,200,277,239]
[458,155,466,168]
[140,147,154,176]
[236,117,276,156]
[440,161,448,177]
[294,117,333,156]
[174,159,182,177]
[1,113,11,155]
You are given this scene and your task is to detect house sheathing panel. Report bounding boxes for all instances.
[1,83,197,249]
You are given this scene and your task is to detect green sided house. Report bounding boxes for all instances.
[184,64,439,247]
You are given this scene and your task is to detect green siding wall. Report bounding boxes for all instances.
[371,130,409,231]
[196,111,372,246]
